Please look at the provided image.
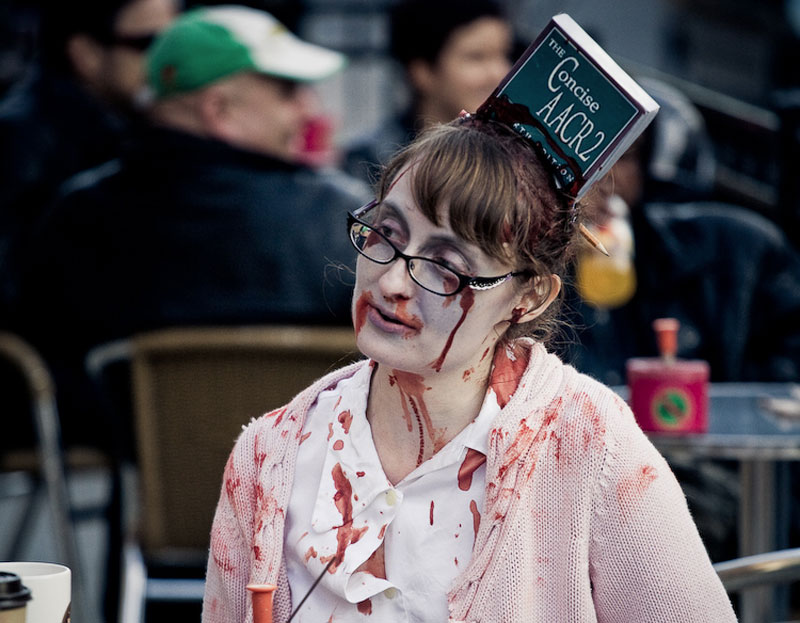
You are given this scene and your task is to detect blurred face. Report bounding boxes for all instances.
[351,168,528,378]
[414,16,512,122]
[218,74,314,162]
[99,0,178,105]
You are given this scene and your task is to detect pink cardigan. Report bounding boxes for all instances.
[202,341,736,623]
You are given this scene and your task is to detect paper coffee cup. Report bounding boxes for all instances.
[0,563,70,623]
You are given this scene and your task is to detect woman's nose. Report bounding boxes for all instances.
[378,256,415,299]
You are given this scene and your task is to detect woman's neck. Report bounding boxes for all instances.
[365,351,497,484]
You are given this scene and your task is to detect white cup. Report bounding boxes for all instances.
[0,563,70,623]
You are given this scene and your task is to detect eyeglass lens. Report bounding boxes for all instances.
[349,221,462,295]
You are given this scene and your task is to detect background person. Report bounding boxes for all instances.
[203,115,735,622]
[14,4,370,452]
[564,77,800,386]
[0,0,178,320]
[341,0,513,184]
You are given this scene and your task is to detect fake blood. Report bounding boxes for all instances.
[430,288,474,372]
[489,341,530,408]
[617,464,658,519]
[322,462,368,573]
[389,370,446,457]
[357,599,373,615]
[338,410,353,433]
[469,500,481,538]
[458,448,487,491]
[354,291,374,336]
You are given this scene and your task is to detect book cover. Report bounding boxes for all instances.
[477,13,659,199]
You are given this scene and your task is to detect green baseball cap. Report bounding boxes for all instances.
[147,5,346,99]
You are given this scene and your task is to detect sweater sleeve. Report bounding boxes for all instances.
[588,395,737,622]
[202,421,265,623]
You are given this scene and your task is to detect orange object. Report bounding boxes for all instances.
[247,584,277,623]
[652,317,679,360]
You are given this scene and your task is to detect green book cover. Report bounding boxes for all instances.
[477,13,659,199]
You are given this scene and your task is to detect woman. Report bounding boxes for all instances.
[202,116,736,622]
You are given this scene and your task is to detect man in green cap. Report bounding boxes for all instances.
[15,5,369,450]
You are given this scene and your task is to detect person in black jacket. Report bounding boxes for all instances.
[563,77,800,386]
[14,5,370,450]
[0,0,177,319]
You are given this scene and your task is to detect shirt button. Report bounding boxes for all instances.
[383,587,397,599]
[385,489,398,506]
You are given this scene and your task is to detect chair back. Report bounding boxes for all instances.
[128,325,360,564]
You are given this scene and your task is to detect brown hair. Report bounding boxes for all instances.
[377,115,580,344]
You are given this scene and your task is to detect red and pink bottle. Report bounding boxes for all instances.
[626,318,709,434]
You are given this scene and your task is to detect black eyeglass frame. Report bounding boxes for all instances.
[347,200,527,297]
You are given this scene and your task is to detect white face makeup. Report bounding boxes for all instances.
[351,169,527,379]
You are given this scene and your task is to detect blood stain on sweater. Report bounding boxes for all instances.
[210,529,236,572]
[497,418,536,481]
[333,439,344,450]
[430,500,435,525]
[617,464,659,519]
[458,448,486,491]
[430,288,474,372]
[305,546,318,562]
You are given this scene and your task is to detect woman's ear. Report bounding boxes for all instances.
[512,274,562,324]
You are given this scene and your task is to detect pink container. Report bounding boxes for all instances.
[626,318,710,434]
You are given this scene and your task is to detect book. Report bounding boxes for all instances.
[476,13,659,199]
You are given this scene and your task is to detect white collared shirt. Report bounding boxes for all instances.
[284,362,500,622]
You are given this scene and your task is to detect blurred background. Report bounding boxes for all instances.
[1,0,799,622]
[0,0,795,239]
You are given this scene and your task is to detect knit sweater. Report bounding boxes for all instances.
[202,341,736,622]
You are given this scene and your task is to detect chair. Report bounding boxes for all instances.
[0,332,89,620]
[714,548,800,593]
[86,325,360,623]
[714,548,800,622]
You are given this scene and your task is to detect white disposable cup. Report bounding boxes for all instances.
[0,563,70,623]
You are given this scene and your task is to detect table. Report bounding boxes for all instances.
[617,383,800,623]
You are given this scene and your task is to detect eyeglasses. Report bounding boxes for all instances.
[347,200,525,297]
[108,33,157,52]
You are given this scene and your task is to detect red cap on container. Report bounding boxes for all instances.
[653,317,679,359]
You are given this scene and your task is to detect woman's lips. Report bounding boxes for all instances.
[367,303,423,335]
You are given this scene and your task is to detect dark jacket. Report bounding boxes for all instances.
[563,201,800,385]
[13,125,370,448]
[0,68,125,315]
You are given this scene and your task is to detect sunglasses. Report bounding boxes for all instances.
[107,33,158,52]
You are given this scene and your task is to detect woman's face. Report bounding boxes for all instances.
[412,16,512,123]
[351,169,529,379]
